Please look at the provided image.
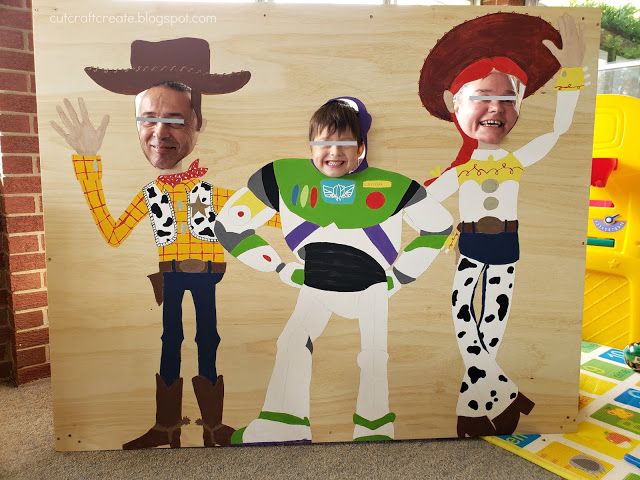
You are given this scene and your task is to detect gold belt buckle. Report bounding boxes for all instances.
[178,259,206,273]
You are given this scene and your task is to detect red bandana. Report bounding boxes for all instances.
[157,159,208,187]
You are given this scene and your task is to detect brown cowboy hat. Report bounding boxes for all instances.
[84,37,250,95]
[418,12,562,121]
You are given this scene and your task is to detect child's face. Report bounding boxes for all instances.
[453,71,520,146]
[311,127,364,177]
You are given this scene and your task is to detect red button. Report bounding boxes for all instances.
[263,255,271,262]
[366,192,385,209]
[310,187,318,208]
[237,211,245,217]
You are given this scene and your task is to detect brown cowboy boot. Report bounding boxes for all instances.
[122,374,189,450]
[192,375,235,447]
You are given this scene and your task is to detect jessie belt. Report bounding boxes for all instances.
[457,216,519,234]
[158,259,227,274]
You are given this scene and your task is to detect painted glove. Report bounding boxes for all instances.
[277,262,305,289]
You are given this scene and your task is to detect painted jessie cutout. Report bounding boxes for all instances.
[419,12,587,437]
[50,37,281,449]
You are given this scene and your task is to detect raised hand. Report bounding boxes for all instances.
[543,13,585,67]
[51,98,109,156]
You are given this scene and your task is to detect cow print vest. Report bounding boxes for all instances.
[142,180,218,247]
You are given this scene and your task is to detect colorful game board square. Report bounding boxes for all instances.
[496,433,540,448]
[581,359,634,381]
[563,421,638,459]
[580,373,616,395]
[536,442,612,478]
[582,341,601,353]
[591,404,640,435]
[615,388,640,409]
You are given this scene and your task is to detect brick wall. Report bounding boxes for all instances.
[0,0,50,385]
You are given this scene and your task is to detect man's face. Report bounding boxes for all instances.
[136,86,199,170]
[311,127,364,177]
[453,71,520,145]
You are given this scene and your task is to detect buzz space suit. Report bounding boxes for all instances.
[215,98,453,444]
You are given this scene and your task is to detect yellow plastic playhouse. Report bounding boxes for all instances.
[583,94,640,348]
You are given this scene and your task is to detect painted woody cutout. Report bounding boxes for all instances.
[52,38,279,449]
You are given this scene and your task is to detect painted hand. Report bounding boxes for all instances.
[51,98,109,156]
[543,13,585,68]
[278,262,305,289]
[385,270,402,298]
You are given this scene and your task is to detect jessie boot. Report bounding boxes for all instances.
[122,374,189,450]
[192,375,235,447]
[491,392,535,435]
[456,415,497,437]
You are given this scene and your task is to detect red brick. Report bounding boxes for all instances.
[0,114,30,133]
[27,31,32,51]
[31,114,37,133]
[15,327,47,349]
[5,215,43,234]
[1,155,33,174]
[0,93,37,113]
[10,272,40,291]
[16,345,45,368]
[14,310,43,330]
[0,27,23,49]
[8,252,45,272]
[12,290,47,310]
[0,71,28,91]
[1,0,26,8]
[0,135,39,153]
[7,234,39,254]
[29,73,36,94]
[0,361,12,379]
[0,7,32,30]
[39,233,45,250]
[17,362,49,384]
[4,196,36,214]
[2,176,42,194]
[0,48,34,71]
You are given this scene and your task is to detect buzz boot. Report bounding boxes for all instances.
[122,374,189,450]
[192,375,235,447]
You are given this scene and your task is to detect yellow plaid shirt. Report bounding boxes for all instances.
[72,155,280,262]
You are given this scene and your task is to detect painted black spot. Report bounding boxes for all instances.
[191,185,199,193]
[306,337,313,354]
[457,305,471,322]
[151,203,163,218]
[460,382,468,393]
[489,277,501,285]
[479,333,484,339]
[490,390,497,397]
[452,290,458,307]
[146,187,157,198]
[194,217,204,225]
[464,277,473,287]
[208,212,216,222]
[486,402,493,411]
[161,194,169,204]
[489,338,499,348]
[163,218,173,227]
[157,230,171,237]
[201,197,207,202]
[509,283,513,288]
[473,340,477,344]
[494,398,499,402]
[507,266,514,274]
[201,183,211,191]
[497,295,509,321]
[510,392,517,399]
[467,346,481,355]
[457,331,466,339]
[458,258,477,271]
[485,314,495,323]
[468,400,478,411]
[199,227,215,238]
[498,375,508,382]
[467,366,486,384]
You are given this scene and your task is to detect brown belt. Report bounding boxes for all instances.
[457,217,518,234]
[158,260,226,274]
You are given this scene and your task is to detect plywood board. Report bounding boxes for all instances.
[32,1,599,450]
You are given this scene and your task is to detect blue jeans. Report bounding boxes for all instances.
[159,270,224,386]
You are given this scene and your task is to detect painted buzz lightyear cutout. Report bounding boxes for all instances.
[215,97,453,444]
[419,13,587,437]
